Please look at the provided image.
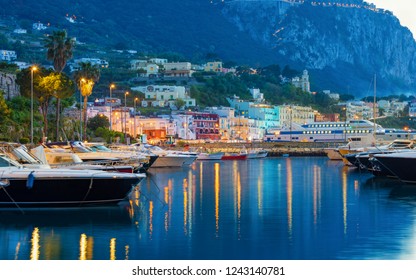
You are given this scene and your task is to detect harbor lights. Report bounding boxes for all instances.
[30,66,37,144]
[124,91,129,142]
[109,84,115,131]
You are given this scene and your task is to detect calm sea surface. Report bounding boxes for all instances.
[1,157,416,260]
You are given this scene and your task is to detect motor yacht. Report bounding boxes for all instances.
[0,152,145,207]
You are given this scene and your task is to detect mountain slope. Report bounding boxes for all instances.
[220,0,416,95]
[2,0,416,96]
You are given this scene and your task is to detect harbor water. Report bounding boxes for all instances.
[1,157,416,260]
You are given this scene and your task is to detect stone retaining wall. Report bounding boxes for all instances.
[164,141,346,157]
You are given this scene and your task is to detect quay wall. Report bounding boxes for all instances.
[167,141,346,157]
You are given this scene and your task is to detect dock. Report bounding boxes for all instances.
[167,141,344,157]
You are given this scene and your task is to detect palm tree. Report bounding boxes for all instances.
[73,62,100,141]
[45,30,75,141]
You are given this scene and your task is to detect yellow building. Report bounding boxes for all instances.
[204,61,223,72]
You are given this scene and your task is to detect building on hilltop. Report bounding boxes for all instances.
[291,69,311,93]
[130,60,147,71]
[69,58,109,72]
[163,62,193,78]
[13,28,27,34]
[32,22,47,30]
[204,61,223,72]
[132,85,196,108]
[149,58,168,65]
[249,88,264,102]
[0,50,17,61]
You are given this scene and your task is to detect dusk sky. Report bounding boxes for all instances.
[370,1,416,38]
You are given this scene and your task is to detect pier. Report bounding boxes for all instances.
[169,141,342,157]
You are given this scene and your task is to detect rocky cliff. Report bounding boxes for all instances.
[219,0,416,95]
[2,0,416,96]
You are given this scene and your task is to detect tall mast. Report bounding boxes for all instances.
[373,74,377,140]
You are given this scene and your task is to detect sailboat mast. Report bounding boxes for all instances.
[373,74,377,138]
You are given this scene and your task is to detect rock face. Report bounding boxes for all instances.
[219,0,416,95]
[4,0,416,95]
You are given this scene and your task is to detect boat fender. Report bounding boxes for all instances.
[0,179,10,188]
[26,171,35,189]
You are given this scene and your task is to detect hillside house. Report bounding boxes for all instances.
[0,50,17,61]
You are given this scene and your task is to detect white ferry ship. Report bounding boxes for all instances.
[263,120,416,143]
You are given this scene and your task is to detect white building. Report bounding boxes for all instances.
[323,90,340,100]
[13,61,31,70]
[0,50,17,61]
[13,28,27,34]
[346,101,377,120]
[130,60,147,70]
[70,58,109,72]
[164,62,191,71]
[146,63,159,77]
[291,69,311,93]
[205,106,235,140]
[409,101,416,117]
[249,88,264,102]
[278,105,315,126]
[149,58,168,65]
[131,85,196,108]
[32,22,47,30]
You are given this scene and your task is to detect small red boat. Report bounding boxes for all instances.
[221,153,247,160]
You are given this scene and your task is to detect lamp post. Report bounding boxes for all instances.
[79,78,86,141]
[124,91,129,142]
[109,84,115,131]
[289,105,292,142]
[30,66,37,144]
[134,97,138,139]
[343,106,347,141]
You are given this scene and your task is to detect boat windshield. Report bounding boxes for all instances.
[72,145,92,153]
[0,154,21,167]
[89,145,112,152]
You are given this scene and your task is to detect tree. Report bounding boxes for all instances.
[73,62,101,140]
[173,98,186,110]
[0,91,11,122]
[37,72,71,140]
[87,114,109,131]
[45,29,76,141]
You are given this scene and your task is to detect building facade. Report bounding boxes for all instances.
[291,69,311,93]
[0,50,17,61]
[186,112,220,140]
[132,85,196,108]
[204,61,223,72]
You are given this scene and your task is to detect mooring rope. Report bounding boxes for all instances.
[0,170,24,214]
[80,172,95,205]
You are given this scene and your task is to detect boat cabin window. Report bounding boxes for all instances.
[0,155,20,167]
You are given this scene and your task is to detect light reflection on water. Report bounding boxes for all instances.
[1,157,416,260]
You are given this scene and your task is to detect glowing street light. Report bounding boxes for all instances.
[30,66,37,144]
[124,91,129,142]
[134,97,139,139]
[79,78,86,141]
[109,84,115,131]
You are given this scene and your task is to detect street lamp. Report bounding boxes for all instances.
[30,66,37,144]
[343,107,347,141]
[134,97,139,139]
[289,105,292,142]
[79,78,86,141]
[109,84,115,131]
[124,91,129,142]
